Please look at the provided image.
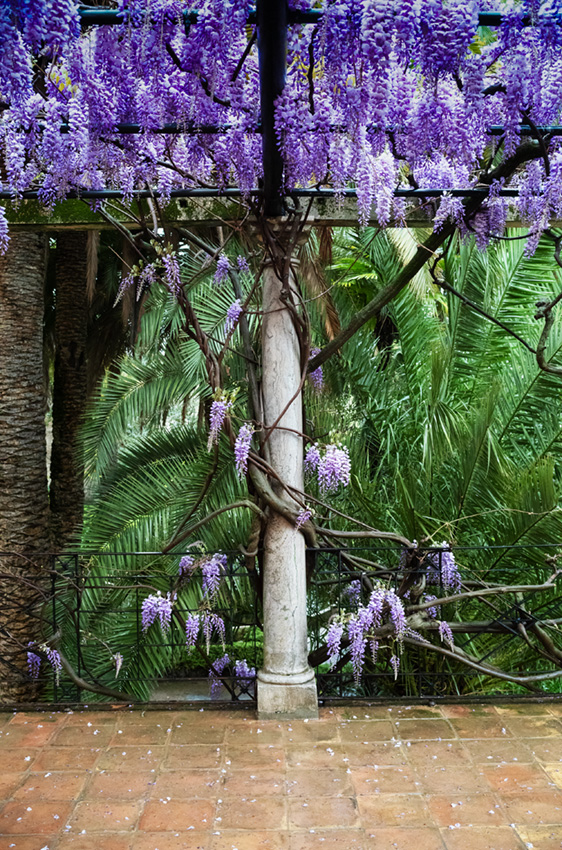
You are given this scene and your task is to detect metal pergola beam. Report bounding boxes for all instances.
[56,122,562,137]
[4,6,553,224]
[77,8,528,28]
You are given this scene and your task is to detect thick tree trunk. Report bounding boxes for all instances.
[0,232,50,703]
[256,262,318,718]
[50,232,89,549]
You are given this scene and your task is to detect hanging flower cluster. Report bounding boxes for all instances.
[27,643,63,683]
[207,654,256,698]
[236,256,250,275]
[179,552,227,602]
[234,423,253,477]
[398,545,462,592]
[115,247,180,305]
[178,554,195,576]
[305,443,351,492]
[214,254,231,287]
[425,546,462,592]
[294,507,312,533]
[344,579,362,607]
[27,647,41,679]
[308,348,324,392]
[3,2,562,253]
[329,581,456,682]
[234,658,256,690]
[209,653,230,698]
[328,586,408,681]
[207,391,234,450]
[184,609,226,652]
[141,591,175,633]
[438,620,455,647]
[201,552,227,600]
[224,298,243,335]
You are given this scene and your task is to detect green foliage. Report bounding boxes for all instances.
[66,228,562,700]
[81,253,257,555]
[315,231,562,553]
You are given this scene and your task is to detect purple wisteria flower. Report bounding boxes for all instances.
[214,254,230,287]
[304,444,321,474]
[45,647,62,684]
[327,619,345,668]
[185,613,200,650]
[344,579,362,607]
[141,591,174,633]
[236,256,250,274]
[348,614,368,683]
[339,586,409,681]
[208,397,232,450]
[209,653,230,698]
[201,553,227,601]
[179,555,196,576]
[27,643,62,682]
[201,611,226,652]
[0,206,9,255]
[224,299,243,335]
[234,423,252,477]
[234,658,256,691]
[27,645,41,679]
[114,269,135,305]
[438,620,454,647]
[423,594,440,619]
[136,262,157,301]
[441,547,462,592]
[398,547,410,570]
[390,654,400,680]
[425,545,461,591]
[386,590,407,644]
[295,507,312,533]
[317,444,351,493]
[162,251,181,298]
[4,0,562,261]
[309,347,324,392]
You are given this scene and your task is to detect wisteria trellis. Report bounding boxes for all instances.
[5,0,562,696]
[3,1,562,243]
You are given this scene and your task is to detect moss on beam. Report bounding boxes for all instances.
[4,196,534,230]
[3,197,252,231]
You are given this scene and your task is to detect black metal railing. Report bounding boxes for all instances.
[308,544,562,702]
[2,543,562,705]
[0,550,259,706]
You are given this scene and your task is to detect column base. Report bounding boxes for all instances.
[257,668,318,719]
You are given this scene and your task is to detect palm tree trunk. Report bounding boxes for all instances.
[49,232,89,549]
[0,232,50,703]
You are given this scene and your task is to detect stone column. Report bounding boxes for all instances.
[257,260,318,718]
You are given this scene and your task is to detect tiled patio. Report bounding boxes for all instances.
[1,702,562,850]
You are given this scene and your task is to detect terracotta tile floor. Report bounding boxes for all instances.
[1,702,562,849]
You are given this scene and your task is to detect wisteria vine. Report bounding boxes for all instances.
[2,2,562,251]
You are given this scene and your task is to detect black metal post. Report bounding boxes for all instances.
[256,0,288,217]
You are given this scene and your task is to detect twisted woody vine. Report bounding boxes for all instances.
[3,0,562,700]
